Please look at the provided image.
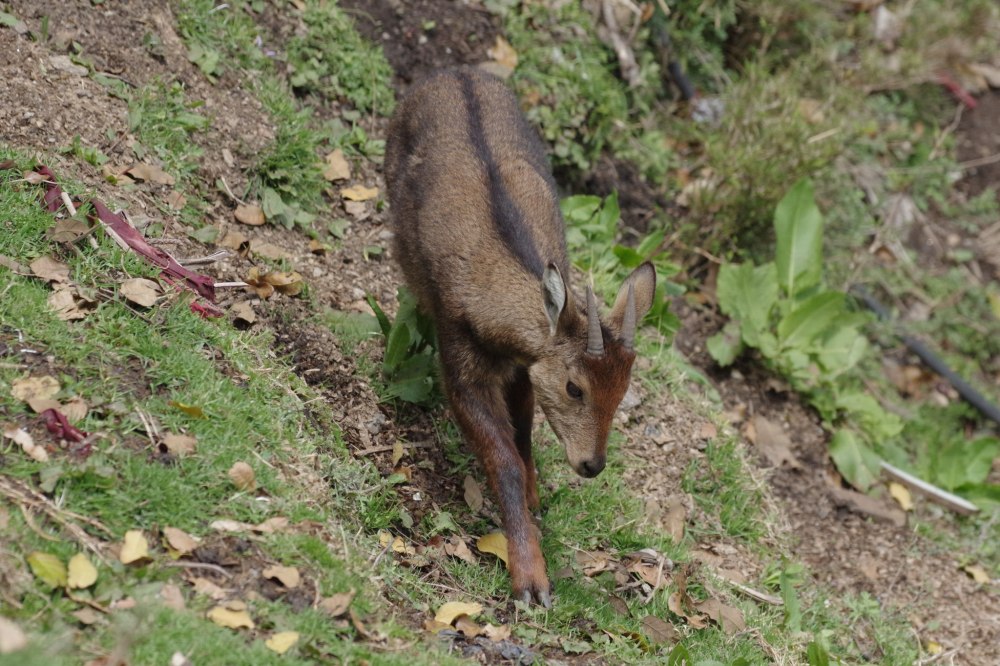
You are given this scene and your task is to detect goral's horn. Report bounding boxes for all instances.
[585,286,604,356]
[621,283,636,351]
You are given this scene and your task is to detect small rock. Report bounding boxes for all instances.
[619,386,642,412]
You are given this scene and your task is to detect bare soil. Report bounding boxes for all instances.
[2,1,998,663]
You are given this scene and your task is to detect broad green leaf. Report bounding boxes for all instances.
[382,322,410,373]
[774,179,823,297]
[776,291,845,350]
[779,563,802,633]
[386,354,436,403]
[716,262,778,342]
[934,436,1000,490]
[363,297,391,337]
[807,641,831,666]
[597,191,620,237]
[560,195,601,223]
[27,551,67,588]
[814,325,868,376]
[325,308,381,340]
[828,429,881,491]
[636,229,665,258]
[612,244,644,269]
[835,391,902,441]
[706,321,743,366]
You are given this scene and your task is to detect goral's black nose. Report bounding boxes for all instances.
[579,458,606,478]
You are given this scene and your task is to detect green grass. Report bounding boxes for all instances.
[0,150,453,665]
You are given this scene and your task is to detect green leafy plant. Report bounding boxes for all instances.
[367,288,439,405]
[561,192,682,341]
[707,180,898,489]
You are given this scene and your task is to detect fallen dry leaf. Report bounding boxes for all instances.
[640,615,678,645]
[378,530,416,556]
[828,483,906,526]
[163,433,197,456]
[228,461,256,491]
[71,608,102,626]
[254,516,290,534]
[664,496,687,543]
[323,149,351,181]
[0,616,28,654]
[120,530,150,564]
[477,532,509,566]
[263,565,301,589]
[163,527,200,557]
[161,584,186,611]
[61,396,88,423]
[30,256,70,283]
[695,598,746,635]
[576,550,614,577]
[48,286,89,321]
[3,425,49,462]
[165,190,187,210]
[191,577,227,600]
[12,375,60,404]
[208,604,255,630]
[487,35,519,71]
[444,537,477,565]
[963,564,990,584]
[128,163,175,186]
[424,619,451,634]
[749,415,801,468]
[349,608,374,640]
[120,277,162,308]
[231,301,256,326]
[234,204,266,226]
[435,601,483,625]
[27,551,67,588]
[464,475,484,512]
[344,199,369,220]
[219,230,249,250]
[888,481,913,511]
[45,221,88,247]
[481,623,511,642]
[49,55,88,76]
[341,184,378,202]
[454,614,483,638]
[391,441,405,466]
[698,422,717,440]
[265,631,299,655]
[67,553,98,589]
[319,590,355,617]
[251,242,292,261]
[211,519,256,533]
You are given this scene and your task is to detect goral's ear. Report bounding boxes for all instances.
[541,264,567,336]
[609,262,656,341]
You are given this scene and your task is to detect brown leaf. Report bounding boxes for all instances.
[695,598,746,634]
[30,256,71,283]
[231,301,256,326]
[749,415,801,468]
[128,163,176,186]
[344,200,370,220]
[162,433,197,456]
[664,496,687,543]
[47,218,91,243]
[163,527,200,556]
[444,537,477,565]
[160,584,186,611]
[228,461,256,491]
[308,239,329,255]
[165,190,187,210]
[828,483,905,526]
[191,577,228,600]
[71,608,103,626]
[640,615,678,645]
[349,608,373,640]
[962,564,990,584]
[219,230,248,250]
[481,623,511,642]
[319,590,355,617]
[61,396,88,423]
[463,475,484,512]
[487,35,519,70]
[120,277,162,308]
[0,254,30,274]
[251,242,292,261]
[263,565,301,589]
[697,422,717,440]
[234,204,266,226]
[323,149,351,181]
[576,550,614,577]
[3,425,48,462]
[454,614,483,638]
[608,594,630,617]
[48,286,88,320]
[264,271,304,296]
[254,517,290,534]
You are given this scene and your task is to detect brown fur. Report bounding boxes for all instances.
[385,67,656,606]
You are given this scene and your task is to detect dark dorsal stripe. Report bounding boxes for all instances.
[457,71,545,277]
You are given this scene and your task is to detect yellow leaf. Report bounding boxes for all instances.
[207,605,255,630]
[487,35,519,70]
[67,553,98,589]
[27,551,67,588]
[341,185,378,202]
[926,641,943,655]
[120,530,150,564]
[963,564,990,584]
[169,400,205,418]
[477,532,509,566]
[888,482,913,511]
[391,441,405,467]
[265,631,300,655]
[323,149,351,181]
[434,601,483,625]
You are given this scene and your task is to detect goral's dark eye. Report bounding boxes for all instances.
[566,381,583,400]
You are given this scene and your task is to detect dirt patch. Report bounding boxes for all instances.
[340,0,501,87]
[956,89,1000,205]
